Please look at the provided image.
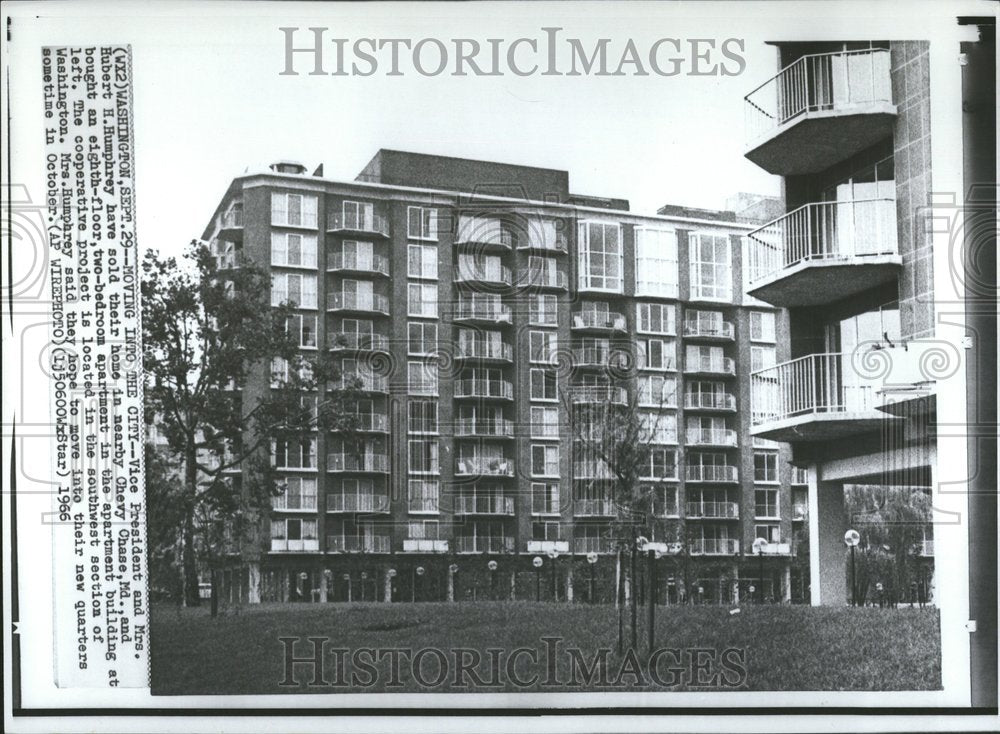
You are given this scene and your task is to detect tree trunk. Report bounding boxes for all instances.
[629,546,638,650]
[183,448,200,606]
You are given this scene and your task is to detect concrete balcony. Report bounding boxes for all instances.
[347,413,389,433]
[517,235,568,254]
[684,356,736,376]
[326,212,390,238]
[220,206,243,237]
[684,392,737,412]
[402,538,449,553]
[750,352,888,442]
[326,493,390,513]
[527,540,570,554]
[569,385,628,405]
[453,302,513,325]
[326,292,390,315]
[327,535,391,553]
[454,378,514,401]
[744,48,895,175]
[574,499,617,517]
[686,428,738,447]
[746,199,901,307]
[683,319,735,341]
[455,340,513,363]
[756,542,793,556]
[327,252,390,277]
[454,536,515,554]
[270,538,319,553]
[327,332,389,353]
[455,457,514,477]
[334,372,388,393]
[688,538,740,556]
[685,465,739,483]
[454,228,514,251]
[572,311,627,333]
[686,501,740,519]
[454,417,514,438]
[455,263,513,286]
[454,495,515,516]
[326,453,390,473]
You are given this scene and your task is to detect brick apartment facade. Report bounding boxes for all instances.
[200,149,807,605]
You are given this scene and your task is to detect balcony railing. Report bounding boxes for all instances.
[222,208,243,229]
[456,341,514,361]
[686,501,740,519]
[688,538,740,555]
[326,292,390,314]
[684,392,737,411]
[570,386,628,405]
[327,212,390,237]
[455,418,514,437]
[327,535,391,553]
[572,311,627,332]
[408,498,439,513]
[573,461,615,480]
[517,235,568,253]
[521,269,568,290]
[454,378,514,400]
[454,495,515,515]
[402,538,449,552]
[347,413,389,432]
[335,372,388,393]
[751,352,877,426]
[685,465,739,483]
[574,499,617,517]
[744,48,892,146]
[683,320,735,340]
[685,356,735,375]
[455,457,514,477]
[271,538,319,552]
[574,537,616,554]
[326,493,389,513]
[453,302,513,323]
[327,252,390,276]
[527,539,570,553]
[454,228,514,249]
[686,428,738,447]
[747,199,899,286]
[326,453,390,473]
[455,263,513,285]
[573,347,615,368]
[455,536,515,554]
[328,332,389,352]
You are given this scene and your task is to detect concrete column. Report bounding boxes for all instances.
[566,565,574,602]
[808,467,849,606]
[782,564,792,603]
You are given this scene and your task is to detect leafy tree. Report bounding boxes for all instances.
[142,242,360,606]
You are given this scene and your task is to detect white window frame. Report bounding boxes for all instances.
[271,232,318,268]
[635,227,678,297]
[577,221,623,293]
[689,231,733,302]
[531,444,560,477]
[271,192,318,229]
[408,282,438,318]
[408,206,438,241]
[750,311,777,343]
[636,302,676,335]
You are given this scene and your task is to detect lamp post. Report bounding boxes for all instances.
[343,573,352,603]
[875,581,884,609]
[752,537,768,604]
[586,552,598,603]
[360,571,368,602]
[844,529,861,606]
[532,556,543,601]
[413,565,425,602]
[546,549,559,601]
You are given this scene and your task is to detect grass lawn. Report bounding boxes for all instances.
[150,601,940,694]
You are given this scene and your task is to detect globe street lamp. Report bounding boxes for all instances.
[488,559,498,598]
[752,537,768,604]
[844,529,861,606]
[532,556,543,602]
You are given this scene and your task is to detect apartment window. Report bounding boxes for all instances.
[527,255,561,285]
[458,253,507,282]
[640,448,677,480]
[529,330,558,364]
[408,361,438,396]
[526,218,563,251]
[342,200,374,229]
[531,482,560,515]
[532,521,563,541]
[529,294,559,325]
[407,243,438,279]
[636,303,676,335]
[272,477,317,511]
[638,375,677,407]
[271,192,318,228]
[750,311,777,343]
[640,412,677,444]
[271,518,317,541]
[689,232,733,302]
[271,273,317,309]
[754,452,779,483]
[754,523,780,542]
[270,232,317,268]
[407,206,438,240]
[299,396,318,426]
[635,227,678,297]
[408,481,439,514]
[754,488,779,519]
[751,345,777,373]
[578,221,623,292]
[652,485,679,517]
[408,519,440,538]
[274,438,317,470]
[686,309,725,334]
[686,344,726,370]
[408,399,438,435]
[791,466,809,485]
[637,338,676,371]
[531,444,560,477]
[530,406,560,439]
[530,368,558,402]
[408,439,440,475]
[286,314,317,348]
[408,282,438,317]
[408,322,438,355]
[457,214,508,245]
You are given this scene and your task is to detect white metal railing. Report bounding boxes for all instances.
[573,347,613,367]
[751,352,877,426]
[455,536,515,553]
[573,311,627,331]
[685,356,736,375]
[456,341,514,361]
[688,538,740,555]
[574,499,617,516]
[454,495,515,515]
[326,493,389,513]
[327,292,390,314]
[328,332,388,351]
[684,392,737,411]
[747,199,899,286]
[456,263,513,285]
[454,302,513,323]
[744,48,892,144]
[349,413,389,432]
[686,428,738,446]
[687,501,740,519]
[271,538,319,552]
[685,465,739,483]
[522,268,568,290]
[402,538,449,552]
[455,457,514,476]
[454,378,514,400]
[327,212,390,236]
[570,386,628,405]
[573,461,615,480]
[326,453,390,473]
[683,320,735,339]
[455,418,514,437]
[327,252,390,276]
[336,372,388,393]
[327,535,391,553]
[455,228,514,248]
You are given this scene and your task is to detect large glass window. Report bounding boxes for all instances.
[578,221,623,292]
[531,444,560,476]
[529,294,559,325]
[689,232,733,302]
[531,482,560,515]
[407,244,438,279]
[637,303,676,335]
[272,477,318,511]
[271,233,317,268]
[750,311,777,342]
[407,283,438,317]
[407,206,438,240]
[408,322,438,355]
[530,368,558,402]
[271,273,317,309]
[271,192,318,228]
[408,399,438,434]
[635,227,678,297]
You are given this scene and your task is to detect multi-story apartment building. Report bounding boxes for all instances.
[742,41,938,605]
[201,149,800,605]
